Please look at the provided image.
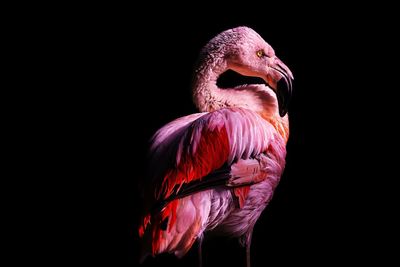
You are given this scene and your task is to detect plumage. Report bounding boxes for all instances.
[138,26,294,267]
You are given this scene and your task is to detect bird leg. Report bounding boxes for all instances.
[198,235,203,267]
[245,229,253,267]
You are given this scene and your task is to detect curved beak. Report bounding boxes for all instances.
[267,57,294,117]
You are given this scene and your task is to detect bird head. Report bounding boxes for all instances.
[209,27,294,117]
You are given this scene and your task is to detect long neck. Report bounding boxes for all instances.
[192,56,289,141]
[192,57,229,112]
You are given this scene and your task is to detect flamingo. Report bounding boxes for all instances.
[138,26,293,267]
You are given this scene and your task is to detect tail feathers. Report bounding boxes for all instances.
[138,214,151,238]
[138,214,152,263]
[138,193,211,261]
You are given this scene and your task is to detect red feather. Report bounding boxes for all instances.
[158,126,230,200]
[234,186,251,208]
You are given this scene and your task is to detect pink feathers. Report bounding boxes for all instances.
[138,26,293,266]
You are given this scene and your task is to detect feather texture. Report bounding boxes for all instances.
[138,27,293,264]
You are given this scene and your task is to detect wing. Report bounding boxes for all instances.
[148,107,286,207]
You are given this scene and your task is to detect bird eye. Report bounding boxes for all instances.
[256,50,264,58]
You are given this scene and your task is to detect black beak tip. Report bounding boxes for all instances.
[276,79,291,117]
[279,107,288,117]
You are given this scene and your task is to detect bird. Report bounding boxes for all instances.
[138,26,293,267]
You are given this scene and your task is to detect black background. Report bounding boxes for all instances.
[64,4,396,266]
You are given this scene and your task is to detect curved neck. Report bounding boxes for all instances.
[192,58,227,112]
[192,56,277,116]
[192,56,289,141]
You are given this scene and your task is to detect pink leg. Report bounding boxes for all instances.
[245,230,253,267]
[198,235,203,267]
